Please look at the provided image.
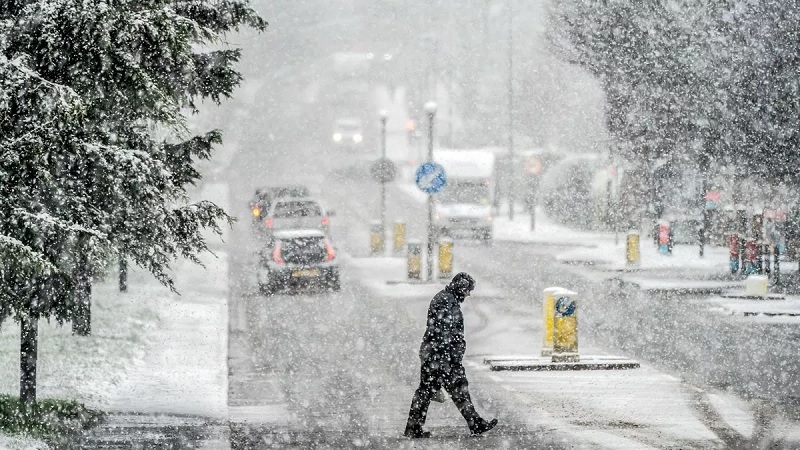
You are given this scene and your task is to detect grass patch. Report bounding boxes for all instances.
[0,394,104,444]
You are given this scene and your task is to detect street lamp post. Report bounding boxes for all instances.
[379,110,388,243]
[507,0,515,220]
[425,101,438,282]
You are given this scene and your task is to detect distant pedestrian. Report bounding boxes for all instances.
[404,272,498,438]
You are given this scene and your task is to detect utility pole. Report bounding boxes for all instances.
[507,0,515,220]
[379,109,388,239]
[425,101,438,282]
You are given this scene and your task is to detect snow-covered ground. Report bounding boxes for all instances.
[1,145,798,448]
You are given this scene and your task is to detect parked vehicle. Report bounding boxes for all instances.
[249,184,311,223]
[259,197,334,238]
[432,149,496,241]
[257,229,340,294]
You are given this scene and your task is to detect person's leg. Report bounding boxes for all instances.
[445,364,480,427]
[405,359,440,436]
[445,363,498,435]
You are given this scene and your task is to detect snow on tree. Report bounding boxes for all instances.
[548,0,800,218]
[0,0,266,403]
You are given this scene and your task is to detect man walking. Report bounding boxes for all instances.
[404,272,498,438]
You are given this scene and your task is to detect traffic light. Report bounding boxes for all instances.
[406,119,418,145]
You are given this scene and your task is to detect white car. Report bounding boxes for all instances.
[332,118,364,147]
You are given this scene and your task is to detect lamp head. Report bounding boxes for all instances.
[424,101,437,115]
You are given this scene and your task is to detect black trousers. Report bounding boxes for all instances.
[406,354,480,430]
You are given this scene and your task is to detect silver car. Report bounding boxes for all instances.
[260,197,334,238]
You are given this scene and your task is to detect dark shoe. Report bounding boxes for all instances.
[404,426,431,438]
[470,418,498,436]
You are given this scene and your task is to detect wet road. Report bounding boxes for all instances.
[221,116,567,448]
[75,112,800,448]
[72,55,800,448]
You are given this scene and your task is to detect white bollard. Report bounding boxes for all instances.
[745,275,768,297]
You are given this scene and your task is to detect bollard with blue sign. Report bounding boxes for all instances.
[552,290,579,363]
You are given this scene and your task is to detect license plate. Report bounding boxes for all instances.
[291,268,320,277]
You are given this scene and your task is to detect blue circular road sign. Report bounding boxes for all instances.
[555,297,576,317]
[415,162,447,194]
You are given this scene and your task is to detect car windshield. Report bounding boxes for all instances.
[438,180,490,204]
[272,201,322,218]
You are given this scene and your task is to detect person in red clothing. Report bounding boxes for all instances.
[404,272,498,438]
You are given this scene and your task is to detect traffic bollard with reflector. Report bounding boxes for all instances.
[744,238,757,274]
[393,221,406,254]
[657,220,672,255]
[407,240,422,279]
[541,287,565,357]
[625,231,640,266]
[728,233,740,274]
[370,220,384,255]
[438,238,453,279]
[552,289,579,363]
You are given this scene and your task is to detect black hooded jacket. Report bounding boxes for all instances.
[418,284,467,363]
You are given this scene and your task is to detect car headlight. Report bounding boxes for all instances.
[353,134,363,143]
[333,133,342,142]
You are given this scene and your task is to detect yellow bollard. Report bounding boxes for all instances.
[626,231,640,266]
[393,221,406,254]
[552,289,579,363]
[370,221,384,255]
[407,240,422,279]
[541,287,565,356]
[437,238,453,279]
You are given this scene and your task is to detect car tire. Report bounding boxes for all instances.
[259,278,279,295]
[327,274,341,292]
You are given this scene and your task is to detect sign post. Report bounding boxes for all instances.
[422,102,439,282]
[415,161,447,282]
[701,189,721,257]
[524,155,543,231]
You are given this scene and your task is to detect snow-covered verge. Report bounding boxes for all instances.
[0,181,231,446]
[0,434,47,450]
[0,267,165,408]
[0,266,163,447]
